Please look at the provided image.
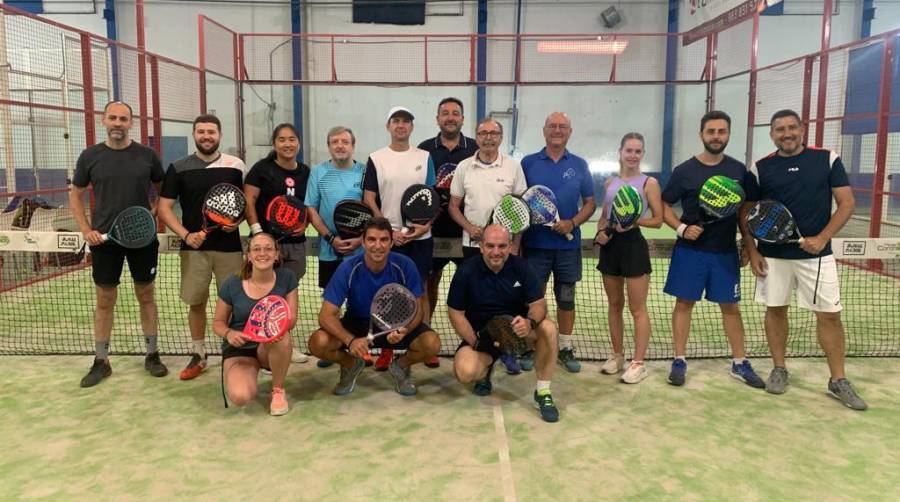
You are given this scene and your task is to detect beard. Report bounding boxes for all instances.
[703,139,728,155]
[195,140,220,156]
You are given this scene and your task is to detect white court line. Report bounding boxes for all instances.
[492,399,518,502]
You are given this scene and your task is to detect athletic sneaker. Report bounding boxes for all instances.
[363,353,373,367]
[270,387,289,416]
[668,359,687,386]
[731,360,766,389]
[500,353,521,375]
[827,378,868,411]
[621,361,649,384]
[375,348,394,372]
[179,353,207,381]
[317,359,334,368]
[519,351,535,372]
[766,366,790,394]
[144,352,169,377]
[80,358,112,388]
[600,354,625,375]
[291,352,309,364]
[473,363,494,396]
[388,360,417,396]
[557,348,581,373]
[425,355,440,368]
[332,358,365,396]
[533,390,560,423]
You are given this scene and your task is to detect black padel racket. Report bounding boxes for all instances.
[434,163,456,212]
[400,184,440,234]
[266,195,308,239]
[746,200,804,244]
[102,206,156,249]
[201,183,245,233]
[333,199,373,240]
[367,283,418,344]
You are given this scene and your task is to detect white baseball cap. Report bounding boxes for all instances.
[387,106,414,122]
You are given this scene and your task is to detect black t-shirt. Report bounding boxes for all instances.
[72,142,164,233]
[446,254,543,333]
[417,134,478,238]
[160,153,247,252]
[244,156,310,244]
[661,155,751,252]
[746,147,850,259]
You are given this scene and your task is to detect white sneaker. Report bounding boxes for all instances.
[291,352,309,363]
[621,361,648,384]
[600,355,625,375]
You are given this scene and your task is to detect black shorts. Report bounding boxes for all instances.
[318,259,343,289]
[393,237,433,283]
[340,316,432,350]
[432,256,465,273]
[456,340,501,363]
[90,239,159,286]
[596,229,652,278]
[222,343,259,361]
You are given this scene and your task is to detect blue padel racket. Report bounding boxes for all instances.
[522,185,573,240]
[746,200,804,244]
[102,206,156,249]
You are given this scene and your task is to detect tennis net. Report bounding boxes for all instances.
[1,229,898,359]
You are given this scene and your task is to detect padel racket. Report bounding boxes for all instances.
[602,184,644,237]
[265,195,308,238]
[478,315,528,355]
[333,199,373,239]
[522,185,573,240]
[698,175,744,225]
[400,184,440,234]
[434,163,456,211]
[489,194,531,234]
[242,295,293,343]
[746,200,804,244]
[101,206,156,249]
[367,283,418,344]
[201,183,245,232]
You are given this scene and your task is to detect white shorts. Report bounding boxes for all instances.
[753,255,842,313]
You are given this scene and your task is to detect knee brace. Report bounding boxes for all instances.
[554,282,576,311]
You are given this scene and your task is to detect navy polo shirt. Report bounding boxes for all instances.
[447,254,543,333]
[746,147,850,259]
[323,252,424,321]
[521,148,593,250]
[661,155,751,253]
[418,134,477,238]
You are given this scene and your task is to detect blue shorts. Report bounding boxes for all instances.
[663,245,741,304]
[524,247,582,284]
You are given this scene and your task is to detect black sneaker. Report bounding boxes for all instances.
[144,352,169,377]
[533,390,560,423]
[80,358,112,388]
[473,363,494,396]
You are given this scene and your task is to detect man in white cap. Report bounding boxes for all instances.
[363,106,437,371]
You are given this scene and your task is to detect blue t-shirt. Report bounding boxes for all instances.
[661,155,751,253]
[521,149,594,249]
[446,254,543,333]
[305,159,366,261]
[323,252,424,322]
[746,147,849,259]
[217,268,298,351]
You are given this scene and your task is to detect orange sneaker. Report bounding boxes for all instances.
[179,353,207,381]
[374,349,393,371]
[270,387,289,416]
[425,355,440,368]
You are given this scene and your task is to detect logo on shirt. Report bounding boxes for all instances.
[513,281,522,288]
[563,168,576,179]
[285,178,296,187]
[415,164,422,171]
[787,166,799,172]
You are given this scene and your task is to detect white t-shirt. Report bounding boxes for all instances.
[450,151,526,247]
[364,146,436,241]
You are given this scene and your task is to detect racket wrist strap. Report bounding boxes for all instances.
[325,234,336,245]
[676,223,687,238]
[250,223,263,235]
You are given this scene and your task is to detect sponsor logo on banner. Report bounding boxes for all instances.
[683,0,782,46]
[0,235,8,247]
[842,241,866,256]
[57,234,81,251]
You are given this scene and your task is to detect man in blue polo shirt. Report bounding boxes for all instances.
[521,112,596,374]
[417,97,478,369]
[742,109,866,410]
[661,110,764,389]
[307,217,441,397]
[448,224,560,423]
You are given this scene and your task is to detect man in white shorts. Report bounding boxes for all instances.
[742,108,867,410]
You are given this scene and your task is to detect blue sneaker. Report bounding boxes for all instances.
[519,351,535,372]
[533,390,560,423]
[668,359,687,386]
[731,360,766,389]
[500,353,521,375]
[317,359,334,368]
[557,348,581,373]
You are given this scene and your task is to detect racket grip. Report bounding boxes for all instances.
[100,233,110,242]
[564,232,573,241]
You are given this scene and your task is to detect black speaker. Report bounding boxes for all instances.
[600,6,622,29]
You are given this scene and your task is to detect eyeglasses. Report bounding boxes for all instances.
[544,124,570,131]
[477,131,502,138]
